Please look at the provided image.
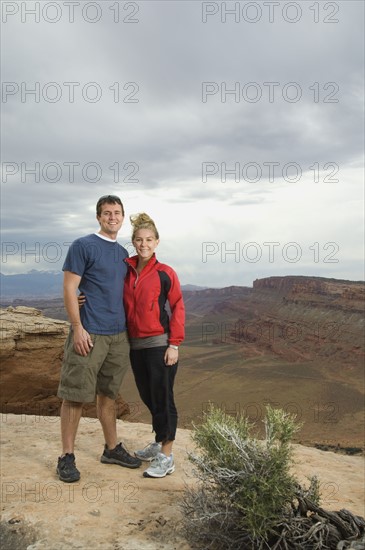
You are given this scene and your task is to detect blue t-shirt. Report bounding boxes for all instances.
[63,233,128,335]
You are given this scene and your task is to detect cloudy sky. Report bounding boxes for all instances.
[1,0,364,287]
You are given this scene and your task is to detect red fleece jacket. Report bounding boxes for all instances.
[124,254,185,346]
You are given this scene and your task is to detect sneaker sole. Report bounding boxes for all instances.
[143,465,175,478]
[100,456,141,469]
[56,468,80,483]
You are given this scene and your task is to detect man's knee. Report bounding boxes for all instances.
[96,395,117,420]
[60,400,84,422]
[62,399,84,409]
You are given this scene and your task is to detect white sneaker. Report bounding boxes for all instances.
[143,453,175,478]
[134,442,162,462]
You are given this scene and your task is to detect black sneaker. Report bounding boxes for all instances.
[101,442,142,469]
[57,453,80,483]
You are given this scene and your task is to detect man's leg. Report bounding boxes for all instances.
[57,399,83,482]
[98,393,141,468]
[57,330,103,482]
[60,399,83,453]
[96,332,141,468]
[97,394,117,450]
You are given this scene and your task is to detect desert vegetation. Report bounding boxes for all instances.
[182,406,365,549]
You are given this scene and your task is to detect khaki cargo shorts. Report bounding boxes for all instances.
[57,330,129,403]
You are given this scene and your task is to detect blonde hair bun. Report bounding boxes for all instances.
[130,212,159,240]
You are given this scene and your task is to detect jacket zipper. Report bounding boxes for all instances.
[130,265,139,288]
[128,261,157,322]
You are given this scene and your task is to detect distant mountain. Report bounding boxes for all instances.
[0,270,63,298]
[0,270,209,299]
[1,274,364,450]
[181,284,209,291]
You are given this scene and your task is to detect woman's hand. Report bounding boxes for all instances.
[77,293,86,309]
[164,347,178,366]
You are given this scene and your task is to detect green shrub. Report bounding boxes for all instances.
[181,405,363,549]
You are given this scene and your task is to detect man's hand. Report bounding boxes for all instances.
[63,272,92,356]
[72,325,93,356]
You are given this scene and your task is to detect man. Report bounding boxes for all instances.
[57,195,141,483]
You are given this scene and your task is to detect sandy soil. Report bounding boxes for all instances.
[1,415,364,549]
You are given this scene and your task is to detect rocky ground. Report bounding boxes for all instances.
[1,298,364,549]
[1,415,364,550]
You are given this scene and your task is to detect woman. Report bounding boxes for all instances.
[124,213,185,478]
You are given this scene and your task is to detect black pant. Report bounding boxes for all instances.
[129,347,178,442]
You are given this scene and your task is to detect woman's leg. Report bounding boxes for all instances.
[129,349,153,413]
[130,347,178,447]
[144,347,178,446]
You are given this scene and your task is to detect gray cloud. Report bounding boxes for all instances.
[1,0,364,284]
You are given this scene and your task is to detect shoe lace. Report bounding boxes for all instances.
[150,453,169,468]
[116,442,132,454]
[145,442,159,451]
[61,454,77,471]
[62,453,75,463]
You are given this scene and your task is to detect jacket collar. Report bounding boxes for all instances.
[125,253,158,270]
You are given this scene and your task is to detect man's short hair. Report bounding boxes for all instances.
[96,195,124,217]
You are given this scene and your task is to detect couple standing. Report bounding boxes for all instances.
[57,195,185,481]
